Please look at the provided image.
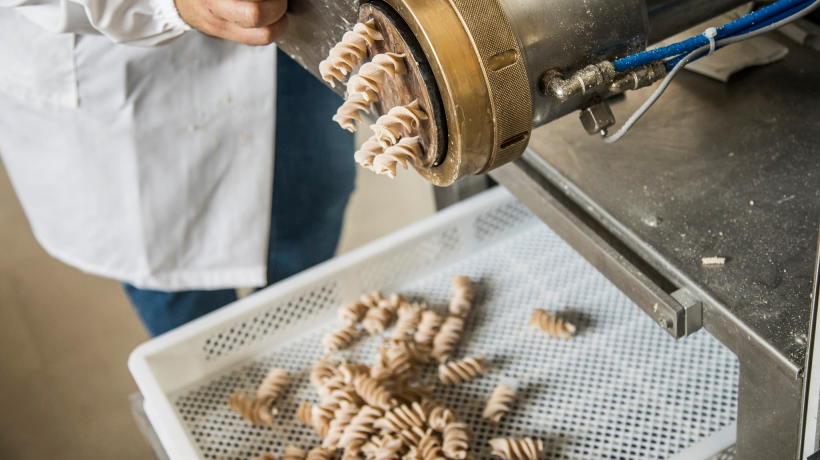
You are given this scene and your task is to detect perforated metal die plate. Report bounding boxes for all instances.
[174,201,738,460]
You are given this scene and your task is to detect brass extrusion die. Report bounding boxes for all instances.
[382,0,532,186]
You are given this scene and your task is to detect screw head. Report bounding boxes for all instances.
[658,318,668,329]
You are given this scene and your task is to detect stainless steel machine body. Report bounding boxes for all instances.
[277,2,817,458]
[278,0,747,185]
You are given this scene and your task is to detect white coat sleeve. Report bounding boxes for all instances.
[1,0,191,46]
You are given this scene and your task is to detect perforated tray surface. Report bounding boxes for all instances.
[170,199,738,460]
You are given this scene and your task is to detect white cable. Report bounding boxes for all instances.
[704,27,718,56]
[603,0,820,144]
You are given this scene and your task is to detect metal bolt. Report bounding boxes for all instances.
[579,100,615,136]
[658,318,668,329]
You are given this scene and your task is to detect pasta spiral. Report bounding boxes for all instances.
[362,435,403,460]
[371,101,428,148]
[374,402,427,433]
[354,136,384,171]
[347,53,407,102]
[319,19,383,86]
[354,374,397,410]
[397,426,427,447]
[441,422,471,460]
[306,447,335,460]
[448,276,473,319]
[318,375,348,401]
[283,446,307,460]
[414,309,444,351]
[323,404,361,449]
[228,390,277,426]
[361,291,385,308]
[529,309,576,339]
[431,316,464,363]
[297,400,313,426]
[377,340,420,383]
[333,92,372,132]
[482,385,515,423]
[312,404,337,438]
[325,387,364,408]
[339,361,371,384]
[339,405,383,453]
[311,356,339,388]
[410,430,447,460]
[438,357,487,385]
[426,405,456,432]
[339,301,370,326]
[488,438,543,460]
[257,368,290,400]
[322,324,361,353]
[392,302,424,339]
[373,137,424,179]
[363,306,395,336]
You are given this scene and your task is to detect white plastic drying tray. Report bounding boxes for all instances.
[129,187,739,460]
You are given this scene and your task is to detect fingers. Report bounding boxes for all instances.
[209,0,287,29]
[218,13,289,45]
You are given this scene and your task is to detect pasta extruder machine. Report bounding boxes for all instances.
[277,1,820,459]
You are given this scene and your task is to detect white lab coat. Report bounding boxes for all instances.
[0,0,277,290]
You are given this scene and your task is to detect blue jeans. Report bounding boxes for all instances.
[124,49,356,337]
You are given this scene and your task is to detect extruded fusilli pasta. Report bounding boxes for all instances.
[334,92,372,132]
[448,276,473,318]
[374,402,427,433]
[311,356,339,388]
[228,390,277,426]
[438,357,486,385]
[362,434,403,460]
[339,405,383,453]
[488,438,543,460]
[441,422,471,460]
[323,325,361,353]
[529,309,576,339]
[431,316,464,363]
[414,309,444,351]
[373,137,424,179]
[339,301,370,326]
[392,302,424,339]
[323,404,361,449]
[482,385,515,423]
[372,101,428,148]
[319,19,383,86]
[354,374,397,410]
[257,368,290,400]
[347,53,407,102]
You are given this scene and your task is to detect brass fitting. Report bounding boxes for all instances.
[365,0,533,186]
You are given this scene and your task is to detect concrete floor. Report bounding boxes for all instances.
[0,126,436,459]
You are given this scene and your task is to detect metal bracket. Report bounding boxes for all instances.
[671,288,703,336]
[491,155,709,340]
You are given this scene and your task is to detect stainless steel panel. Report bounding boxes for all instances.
[517,35,819,374]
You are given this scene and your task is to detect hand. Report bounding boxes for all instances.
[176,0,288,46]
